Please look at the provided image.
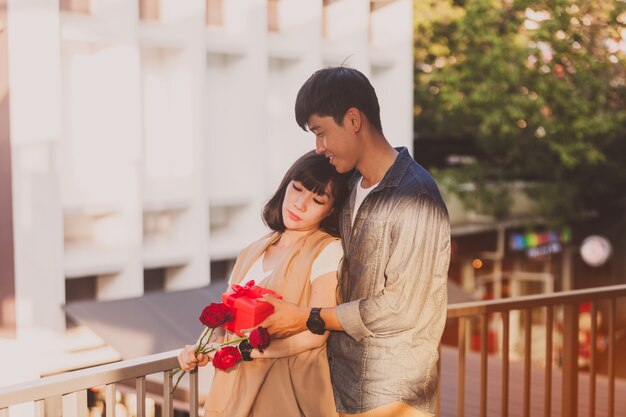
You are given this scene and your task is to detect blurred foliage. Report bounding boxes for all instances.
[414,0,626,224]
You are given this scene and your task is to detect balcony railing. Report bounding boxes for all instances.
[1,284,625,417]
[0,350,193,417]
[442,284,626,417]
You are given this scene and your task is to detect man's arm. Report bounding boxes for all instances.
[256,270,343,338]
[257,298,343,338]
[261,194,450,341]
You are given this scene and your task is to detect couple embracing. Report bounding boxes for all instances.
[178,67,450,417]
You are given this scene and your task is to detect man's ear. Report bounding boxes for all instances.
[345,108,362,131]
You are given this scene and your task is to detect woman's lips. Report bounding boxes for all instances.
[287,210,302,221]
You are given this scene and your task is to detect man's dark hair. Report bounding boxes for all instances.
[295,67,383,134]
[263,150,349,237]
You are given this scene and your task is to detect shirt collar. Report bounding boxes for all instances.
[349,147,412,190]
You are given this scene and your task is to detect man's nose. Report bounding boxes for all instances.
[316,137,325,154]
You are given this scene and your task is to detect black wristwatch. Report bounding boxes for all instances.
[306,307,326,335]
[238,339,253,361]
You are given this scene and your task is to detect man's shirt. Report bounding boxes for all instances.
[328,147,450,416]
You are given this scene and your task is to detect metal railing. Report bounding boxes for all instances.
[442,283,626,417]
[1,284,625,417]
[0,350,195,417]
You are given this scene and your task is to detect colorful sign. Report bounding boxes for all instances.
[509,228,571,251]
[527,242,562,258]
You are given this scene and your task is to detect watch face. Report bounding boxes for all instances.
[307,311,325,334]
[307,317,322,329]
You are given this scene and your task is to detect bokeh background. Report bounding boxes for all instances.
[1,0,625,415]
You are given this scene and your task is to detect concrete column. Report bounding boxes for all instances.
[8,0,65,333]
[0,0,16,339]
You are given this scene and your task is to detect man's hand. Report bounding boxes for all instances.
[255,295,309,339]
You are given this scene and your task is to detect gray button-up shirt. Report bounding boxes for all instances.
[328,147,450,416]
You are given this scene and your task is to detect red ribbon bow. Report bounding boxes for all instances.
[231,280,261,299]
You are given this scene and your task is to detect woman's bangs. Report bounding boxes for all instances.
[294,169,332,196]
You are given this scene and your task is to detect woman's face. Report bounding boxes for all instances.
[282,180,335,232]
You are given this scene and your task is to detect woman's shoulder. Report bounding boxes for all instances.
[237,231,278,255]
[320,239,343,256]
[311,230,342,257]
[310,240,343,282]
[230,232,278,285]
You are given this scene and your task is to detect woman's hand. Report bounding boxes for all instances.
[177,345,211,372]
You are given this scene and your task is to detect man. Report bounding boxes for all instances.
[259,67,450,417]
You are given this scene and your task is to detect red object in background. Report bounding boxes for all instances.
[221,280,282,336]
[469,290,499,353]
[579,302,591,314]
[471,331,498,354]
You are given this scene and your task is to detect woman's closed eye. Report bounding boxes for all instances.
[292,183,328,205]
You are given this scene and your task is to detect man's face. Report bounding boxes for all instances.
[307,113,359,174]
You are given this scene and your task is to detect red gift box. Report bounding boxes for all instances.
[221,280,282,336]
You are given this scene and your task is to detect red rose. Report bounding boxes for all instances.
[248,326,270,352]
[212,346,242,371]
[199,303,235,328]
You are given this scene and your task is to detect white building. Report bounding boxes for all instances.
[1,0,413,384]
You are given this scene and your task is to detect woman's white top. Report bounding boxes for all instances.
[352,177,379,225]
[239,240,343,286]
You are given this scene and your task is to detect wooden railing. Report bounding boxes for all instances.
[1,284,625,417]
[443,284,626,417]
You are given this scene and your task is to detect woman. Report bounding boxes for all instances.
[178,150,349,417]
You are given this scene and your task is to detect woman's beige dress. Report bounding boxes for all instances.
[203,229,340,417]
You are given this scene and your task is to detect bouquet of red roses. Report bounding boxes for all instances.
[172,302,270,393]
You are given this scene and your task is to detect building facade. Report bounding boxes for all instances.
[1,0,414,383]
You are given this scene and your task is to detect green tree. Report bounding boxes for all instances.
[414,0,626,224]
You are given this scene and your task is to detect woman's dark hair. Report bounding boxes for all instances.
[263,150,350,237]
[295,66,383,134]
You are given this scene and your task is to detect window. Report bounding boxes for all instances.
[206,0,223,27]
[139,0,160,21]
[144,268,166,293]
[60,0,90,14]
[370,0,395,12]
[65,276,97,327]
[268,0,279,32]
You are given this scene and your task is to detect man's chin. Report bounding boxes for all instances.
[331,161,347,173]
[334,165,353,174]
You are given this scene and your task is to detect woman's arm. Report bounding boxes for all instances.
[250,271,337,359]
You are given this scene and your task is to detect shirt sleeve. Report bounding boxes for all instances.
[310,240,343,282]
[335,194,450,341]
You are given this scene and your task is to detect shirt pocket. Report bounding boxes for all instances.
[348,218,386,297]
